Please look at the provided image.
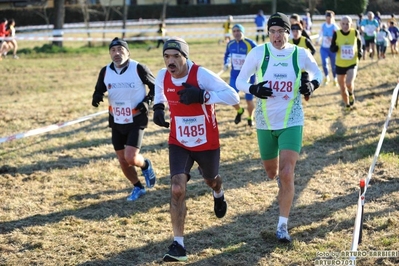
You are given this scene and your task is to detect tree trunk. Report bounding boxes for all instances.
[122,0,128,39]
[80,0,92,47]
[271,0,277,14]
[52,0,65,47]
[161,0,168,22]
[101,4,111,47]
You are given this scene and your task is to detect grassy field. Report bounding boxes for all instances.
[1,29,399,266]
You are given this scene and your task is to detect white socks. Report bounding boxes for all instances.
[278,216,288,229]
[213,189,224,198]
[174,237,184,248]
[173,190,225,248]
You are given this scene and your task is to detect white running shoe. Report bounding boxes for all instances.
[276,223,292,243]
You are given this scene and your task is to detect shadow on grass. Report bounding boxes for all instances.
[306,79,398,110]
[66,177,398,265]
[73,210,298,265]
[1,106,252,175]
[0,115,110,157]
[1,93,398,264]
[1,140,398,264]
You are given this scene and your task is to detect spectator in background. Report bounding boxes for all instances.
[389,13,396,24]
[289,22,316,55]
[302,12,312,35]
[356,13,366,60]
[0,18,7,61]
[376,23,392,59]
[375,11,382,25]
[1,18,18,59]
[147,22,167,51]
[289,22,316,101]
[356,13,363,30]
[0,17,6,38]
[330,16,362,111]
[360,11,380,60]
[254,10,267,43]
[388,21,399,56]
[219,15,233,44]
[223,24,257,126]
[289,13,311,40]
[317,10,339,86]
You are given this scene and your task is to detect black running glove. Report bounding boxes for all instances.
[92,94,103,107]
[299,80,320,96]
[136,101,149,114]
[153,103,169,128]
[358,50,363,60]
[249,81,273,99]
[330,44,339,53]
[145,94,154,104]
[177,83,205,105]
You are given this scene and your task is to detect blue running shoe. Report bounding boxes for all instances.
[127,186,146,201]
[142,159,156,188]
[276,223,292,243]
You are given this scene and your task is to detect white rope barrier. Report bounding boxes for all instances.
[14,14,364,32]
[4,33,233,42]
[15,15,258,32]
[350,81,399,260]
[4,32,319,42]
[7,14,322,42]
[0,110,108,144]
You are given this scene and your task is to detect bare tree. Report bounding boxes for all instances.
[161,0,168,22]
[99,0,123,46]
[306,0,321,15]
[271,0,276,14]
[52,0,65,47]
[122,0,128,38]
[100,1,113,46]
[79,0,93,47]
[30,1,51,30]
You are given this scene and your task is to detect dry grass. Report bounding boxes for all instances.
[1,31,399,266]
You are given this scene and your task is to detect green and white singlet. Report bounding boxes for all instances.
[255,43,303,130]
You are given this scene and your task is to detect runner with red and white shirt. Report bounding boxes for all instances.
[153,37,239,262]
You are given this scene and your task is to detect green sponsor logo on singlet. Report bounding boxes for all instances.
[273,62,288,67]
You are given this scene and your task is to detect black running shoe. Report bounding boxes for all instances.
[234,108,244,124]
[247,118,253,127]
[163,241,188,262]
[214,195,227,218]
[349,94,355,106]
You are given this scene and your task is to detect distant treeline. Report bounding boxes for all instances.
[0,1,397,27]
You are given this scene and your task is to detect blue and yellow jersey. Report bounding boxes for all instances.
[224,38,257,76]
[224,38,257,88]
